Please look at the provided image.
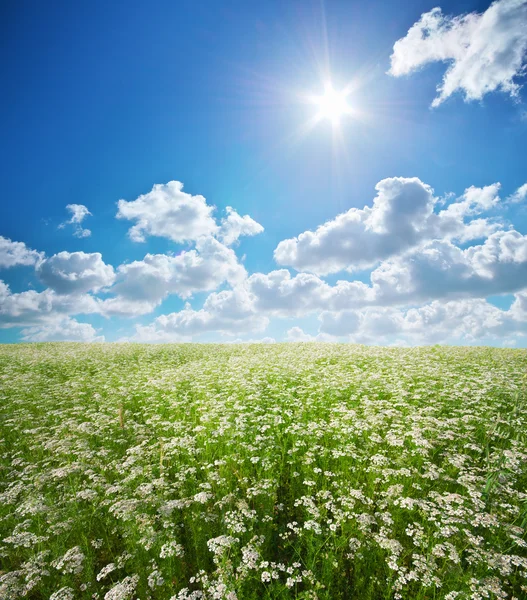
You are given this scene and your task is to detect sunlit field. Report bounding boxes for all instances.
[1,343,526,600]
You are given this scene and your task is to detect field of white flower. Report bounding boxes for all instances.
[0,343,526,600]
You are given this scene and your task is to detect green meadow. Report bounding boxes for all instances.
[1,343,526,600]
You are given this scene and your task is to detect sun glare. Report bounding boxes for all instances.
[314,84,352,124]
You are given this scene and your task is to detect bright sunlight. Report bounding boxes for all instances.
[313,83,352,123]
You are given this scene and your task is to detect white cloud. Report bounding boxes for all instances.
[0,281,100,328]
[60,204,92,238]
[2,174,526,347]
[116,181,218,243]
[118,268,373,338]
[96,297,160,318]
[247,270,334,315]
[274,178,500,275]
[0,236,42,269]
[284,326,336,343]
[510,290,527,318]
[66,204,91,224]
[116,182,263,247]
[436,184,500,221]
[370,230,527,305]
[21,317,103,342]
[274,178,435,274]
[209,225,527,324]
[128,288,268,342]
[36,252,115,295]
[246,269,374,316]
[111,236,246,309]
[238,228,527,321]
[319,296,527,344]
[286,327,316,342]
[389,0,527,107]
[98,207,527,336]
[0,277,153,327]
[73,228,91,239]
[218,207,264,246]
[508,183,527,203]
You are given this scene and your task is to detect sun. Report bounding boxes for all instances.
[314,83,352,124]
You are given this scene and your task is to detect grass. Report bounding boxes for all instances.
[0,342,526,600]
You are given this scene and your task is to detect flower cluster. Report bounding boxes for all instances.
[0,342,526,599]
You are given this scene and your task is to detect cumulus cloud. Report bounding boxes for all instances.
[370,230,527,305]
[510,291,527,319]
[437,184,500,220]
[124,268,371,340]
[225,227,527,328]
[218,207,264,246]
[20,317,104,342]
[274,178,501,275]
[128,288,268,342]
[116,181,218,243]
[66,204,91,224]
[111,237,246,308]
[183,225,527,329]
[274,178,434,274]
[60,204,92,238]
[95,297,160,318]
[246,269,373,316]
[0,281,100,328]
[389,0,527,107]
[0,276,152,327]
[508,183,527,203]
[116,181,264,248]
[0,236,42,269]
[2,173,526,346]
[286,327,316,342]
[36,252,115,295]
[319,296,527,345]
[247,270,334,315]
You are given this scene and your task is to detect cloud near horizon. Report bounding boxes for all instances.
[1,176,525,347]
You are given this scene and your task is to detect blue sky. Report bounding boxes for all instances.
[1,0,527,345]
